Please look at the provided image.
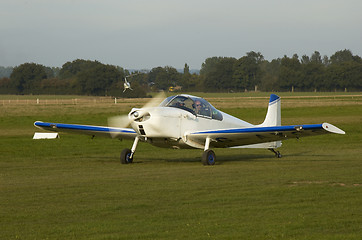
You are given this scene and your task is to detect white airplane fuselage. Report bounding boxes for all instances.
[129,107,253,149]
[33,93,345,165]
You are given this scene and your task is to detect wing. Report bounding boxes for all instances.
[34,121,137,140]
[185,123,345,149]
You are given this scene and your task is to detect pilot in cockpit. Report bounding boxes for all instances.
[175,101,185,108]
[194,100,202,114]
[194,100,208,116]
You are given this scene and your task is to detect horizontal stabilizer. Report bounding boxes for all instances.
[185,122,345,149]
[322,122,345,134]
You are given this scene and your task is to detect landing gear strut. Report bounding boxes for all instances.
[120,136,139,164]
[269,148,282,158]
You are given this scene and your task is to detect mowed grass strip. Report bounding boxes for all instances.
[0,95,361,239]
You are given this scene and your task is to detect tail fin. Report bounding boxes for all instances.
[259,94,281,127]
[247,94,282,149]
[240,94,282,149]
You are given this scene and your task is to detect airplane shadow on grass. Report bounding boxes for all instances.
[88,151,338,165]
[155,151,339,164]
[281,150,339,161]
[160,153,274,164]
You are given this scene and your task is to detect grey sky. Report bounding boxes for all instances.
[1,0,361,69]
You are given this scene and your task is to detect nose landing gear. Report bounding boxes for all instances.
[120,148,133,164]
[120,136,139,164]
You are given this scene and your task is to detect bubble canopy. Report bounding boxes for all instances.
[159,95,223,121]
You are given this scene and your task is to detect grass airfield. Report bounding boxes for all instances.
[1,93,362,239]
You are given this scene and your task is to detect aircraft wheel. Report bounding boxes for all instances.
[276,151,282,158]
[120,148,133,164]
[202,149,216,165]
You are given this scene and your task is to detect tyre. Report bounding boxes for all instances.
[120,148,133,164]
[202,149,216,165]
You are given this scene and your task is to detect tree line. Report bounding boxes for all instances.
[200,50,362,92]
[0,49,361,97]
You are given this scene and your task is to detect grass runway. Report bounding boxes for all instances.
[1,93,361,239]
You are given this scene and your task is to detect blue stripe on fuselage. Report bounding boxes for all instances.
[191,124,323,135]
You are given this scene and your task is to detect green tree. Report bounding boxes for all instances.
[301,61,325,91]
[322,55,330,66]
[200,57,225,76]
[301,55,310,64]
[10,63,47,94]
[0,77,16,94]
[232,51,264,91]
[59,59,101,79]
[327,61,362,91]
[181,63,194,91]
[77,64,123,95]
[183,63,190,75]
[148,66,181,90]
[259,58,281,91]
[326,50,362,91]
[330,49,354,65]
[44,66,54,79]
[182,73,203,91]
[204,57,236,91]
[278,55,302,91]
[310,51,322,64]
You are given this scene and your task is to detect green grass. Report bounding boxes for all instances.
[1,92,362,100]
[0,95,99,100]
[1,96,361,239]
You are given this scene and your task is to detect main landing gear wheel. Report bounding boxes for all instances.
[202,149,216,165]
[120,148,133,164]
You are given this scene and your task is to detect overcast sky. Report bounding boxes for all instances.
[1,0,361,69]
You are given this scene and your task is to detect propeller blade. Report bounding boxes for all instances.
[108,91,166,137]
[143,91,166,109]
[108,115,131,129]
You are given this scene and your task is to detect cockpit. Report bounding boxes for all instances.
[159,95,223,121]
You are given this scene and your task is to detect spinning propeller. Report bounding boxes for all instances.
[108,92,166,136]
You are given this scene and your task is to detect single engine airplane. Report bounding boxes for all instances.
[34,94,345,165]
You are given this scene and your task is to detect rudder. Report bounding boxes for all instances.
[259,94,281,127]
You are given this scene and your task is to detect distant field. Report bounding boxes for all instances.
[1,91,362,100]
[1,94,361,239]
[1,92,361,109]
[0,95,94,100]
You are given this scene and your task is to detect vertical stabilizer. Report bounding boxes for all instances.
[259,94,281,127]
[247,94,282,148]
